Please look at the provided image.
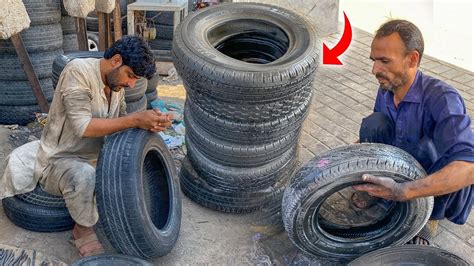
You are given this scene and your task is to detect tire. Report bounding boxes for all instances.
[172,3,319,101]
[155,24,174,40]
[0,78,54,106]
[185,111,300,167]
[2,196,74,232]
[23,0,61,25]
[61,16,76,35]
[348,245,470,266]
[0,49,62,81]
[282,143,434,263]
[62,34,79,52]
[52,51,103,88]
[126,96,147,114]
[146,11,173,26]
[16,185,66,208]
[146,73,159,93]
[184,94,310,143]
[186,137,297,191]
[96,128,181,259]
[152,49,172,62]
[146,90,158,109]
[148,38,172,51]
[0,24,63,54]
[71,254,153,266]
[125,78,148,103]
[87,32,99,51]
[0,104,42,125]
[179,156,294,214]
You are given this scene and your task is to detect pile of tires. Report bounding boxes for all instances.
[60,2,79,52]
[173,3,318,221]
[0,0,63,125]
[51,52,148,113]
[282,144,434,264]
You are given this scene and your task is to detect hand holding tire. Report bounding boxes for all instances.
[353,174,407,201]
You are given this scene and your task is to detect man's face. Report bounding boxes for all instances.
[370,33,412,93]
[106,65,140,92]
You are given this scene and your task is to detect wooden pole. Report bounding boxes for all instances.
[113,0,123,41]
[98,12,107,51]
[75,17,88,51]
[10,34,49,113]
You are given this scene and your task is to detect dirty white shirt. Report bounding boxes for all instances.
[0,58,126,198]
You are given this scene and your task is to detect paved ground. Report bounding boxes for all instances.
[0,26,473,264]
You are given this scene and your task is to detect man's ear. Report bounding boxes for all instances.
[111,54,123,68]
[408,50,420,68]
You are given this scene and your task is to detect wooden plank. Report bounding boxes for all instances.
[106,13,113,47]
[75,17,88,51]
[113,0,123,41]
[10,34,49,113]
[98,12,107,51]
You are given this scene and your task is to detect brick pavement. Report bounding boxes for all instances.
[299,26,474,262]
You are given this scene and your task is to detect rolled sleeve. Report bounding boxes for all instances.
[60,70,93,137]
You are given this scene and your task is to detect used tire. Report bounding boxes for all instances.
[282,143,434,263]
[71,254,153,266]
[0,49,62,81]
[23,0,61,25]
[126,96,147,114]
[0,78,54,106]
[63,34,79,52]
[125,78,148,103]
[96,128,181,259]
[0,104,42,125]
[148,38,172,51]
[15,185,66,208]
[349,245,470,266]
[2,196,74,232]
[0,23,63,54]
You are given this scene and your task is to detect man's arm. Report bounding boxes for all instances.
[83,110,173,138]
[353,160,474,201]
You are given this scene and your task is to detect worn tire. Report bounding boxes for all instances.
[0,49,62,81]
[282,143,434,263]
[61,16,76,35]
[125,78,148,103]
[0,78,54,106]
[146,91,158,109]
[15,185,66,208]
[0,24,63,54]
[126,96,147,114]
[96,128,181,259]
[2,196,74,232]
[146,11,174,26]
[172,3,319,101]
[0,104,42,125]
[179,156,293,214]
[349,245,470,266]
[52,51,103,88]
[62,34,79,52]
[70,254,153,266]
[146,73,160,93]
[23,0,61,25]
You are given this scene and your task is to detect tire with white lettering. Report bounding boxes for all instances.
[282,143,434,264]
[96,128,181,259]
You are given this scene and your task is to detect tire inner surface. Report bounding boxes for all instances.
[209,19,289,64]
[143,150,170,230]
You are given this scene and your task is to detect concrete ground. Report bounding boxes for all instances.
[0,27,473,265]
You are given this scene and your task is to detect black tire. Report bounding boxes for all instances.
[0,78,54,106]
[172,3,319,101]
[146,73,159,93]
[349,245,470,266]
[71,254,153,266]
[23,0,61,25]
[152,49,173,62]
[126,96,147,114]
[61,16,76,35]
[0,24,63,54]
[184,95,310,143]
[96,128,181,259]
[0,104,42,125]
[185,111,300,167]
[148,38,172,51]
[52,51,103,88]
[62,34,79,52]
[0,50,62,81]
[146,11,174,26]
[146,91,158,109]
[87,32,99,51]
[179,156,294,214]
[2,196,74,232]
[125,78,148,103]
[15,185,66,208]
[155,24,174,40]
[282,143,434,263]
[186,137,297,191]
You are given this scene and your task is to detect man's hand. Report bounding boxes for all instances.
[133,109,173,133]
[353,174,407,201]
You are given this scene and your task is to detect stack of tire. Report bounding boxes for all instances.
[172,3,318,222]
[51,52,148,114]
[0,0,62,125]
[146,12,174,51]
[60,2,79,52]
[146,74,159,109]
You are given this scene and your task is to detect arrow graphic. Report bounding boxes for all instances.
[322,12,352,65]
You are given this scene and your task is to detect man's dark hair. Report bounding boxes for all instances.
[375,19,424,66]
[104,35,156,79]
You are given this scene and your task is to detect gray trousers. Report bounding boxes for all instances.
[39,158,98,227]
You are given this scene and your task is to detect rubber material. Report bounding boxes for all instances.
[0,78,54,106]
[16,185,66,208]
[71,254,153,266]
[0,24,63,54]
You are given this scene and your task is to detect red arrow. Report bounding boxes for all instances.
[322,12,352,65]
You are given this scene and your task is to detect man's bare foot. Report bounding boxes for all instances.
[72,224,104,257]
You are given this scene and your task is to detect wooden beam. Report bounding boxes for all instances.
[113,0,123,41]
[75,17,88,51]
[105,13,113,48]
[98,12,107,51]
[10,34,49,113]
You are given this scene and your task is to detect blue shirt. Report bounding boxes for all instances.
[374,71,474,173]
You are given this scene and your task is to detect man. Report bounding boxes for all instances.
[1,36,172,256]
[354,20,474,245]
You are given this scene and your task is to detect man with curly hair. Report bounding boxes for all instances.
[1,36,171,256]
